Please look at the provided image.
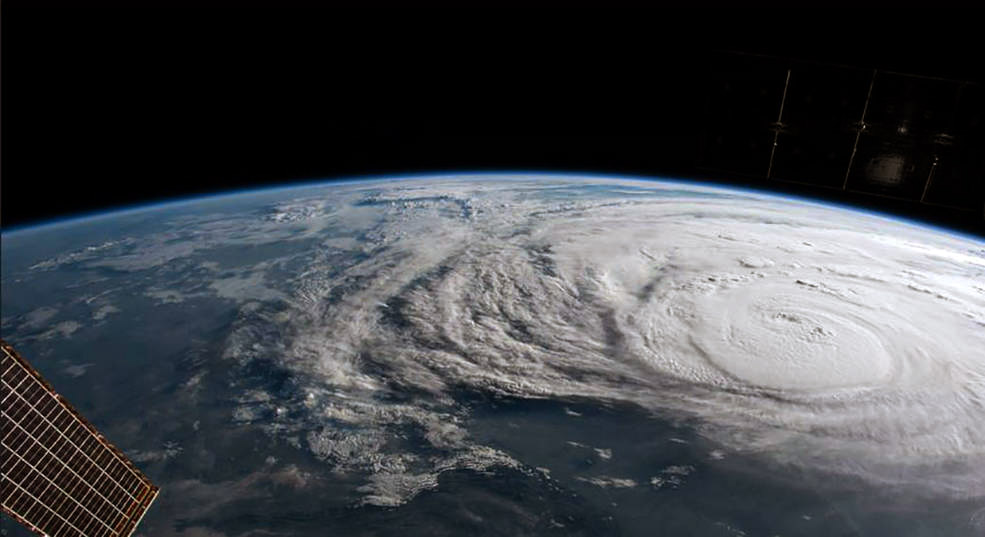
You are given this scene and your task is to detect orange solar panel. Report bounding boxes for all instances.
[1,339,159,537]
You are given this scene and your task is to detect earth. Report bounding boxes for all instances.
[2,174,985,537]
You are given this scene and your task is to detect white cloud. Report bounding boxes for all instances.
[576,476,637,488]
[92,304,120,321]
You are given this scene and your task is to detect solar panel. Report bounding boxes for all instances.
[1,339,159,537]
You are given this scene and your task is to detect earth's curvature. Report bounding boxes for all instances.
[3,174,984,536]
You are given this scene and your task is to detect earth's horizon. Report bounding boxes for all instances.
[3,174,984,536]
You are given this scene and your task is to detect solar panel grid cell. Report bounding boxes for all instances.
[1,340,159,537]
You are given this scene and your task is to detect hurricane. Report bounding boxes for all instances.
[212,176,985,506]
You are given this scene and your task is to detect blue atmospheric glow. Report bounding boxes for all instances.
[2,172,982,244]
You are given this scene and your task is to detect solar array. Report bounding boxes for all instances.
[1,339,159,537]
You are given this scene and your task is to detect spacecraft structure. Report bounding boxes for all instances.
[1,339,159,537]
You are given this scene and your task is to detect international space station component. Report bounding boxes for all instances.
[1,339,159,537]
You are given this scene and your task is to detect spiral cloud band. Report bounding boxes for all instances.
[219,177,985,504]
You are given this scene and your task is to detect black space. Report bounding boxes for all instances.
[2,9,983,235]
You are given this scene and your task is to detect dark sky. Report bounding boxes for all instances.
[2,8,982,233]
